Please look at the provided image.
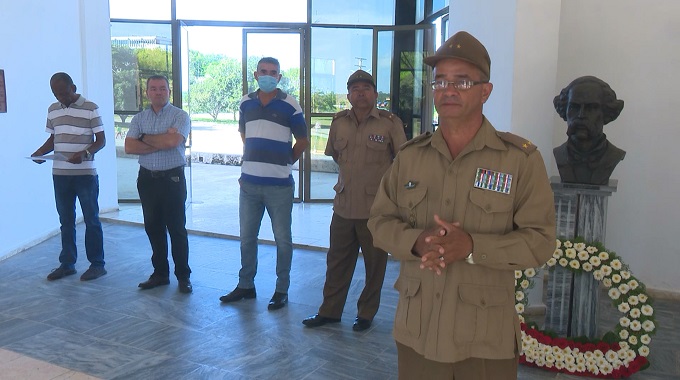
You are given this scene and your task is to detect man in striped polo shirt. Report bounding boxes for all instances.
[31,72,107,282]
[220,57,309,310]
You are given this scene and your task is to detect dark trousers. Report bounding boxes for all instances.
[137,166,190,280]
[318,213,388,320]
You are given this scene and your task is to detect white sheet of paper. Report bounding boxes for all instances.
[27,153,69,161]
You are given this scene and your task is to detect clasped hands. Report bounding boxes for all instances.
[413,214,473,275]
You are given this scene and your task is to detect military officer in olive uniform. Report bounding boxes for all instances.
[368,31,555,379]
[303,70,407,332]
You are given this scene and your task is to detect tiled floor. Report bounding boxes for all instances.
[2,161,679,379]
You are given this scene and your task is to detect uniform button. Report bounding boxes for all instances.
[444,199,450,206]
[436,293,441,299]
[481,254,487,260]
[481,298,486,306]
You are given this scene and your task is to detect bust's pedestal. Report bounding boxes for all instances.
[545,177,618,338]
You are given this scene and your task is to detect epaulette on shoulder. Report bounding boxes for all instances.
[377,109,394,119]
[496,131,537,154]
[401,132,433,149]
[332,109,350,121]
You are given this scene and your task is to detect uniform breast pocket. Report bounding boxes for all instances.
[365,139,389,164]
[468,188,514,233]
[394,276,423,339]
[397,187,427,228]
[454,284,509,345]
[333,138,349,164]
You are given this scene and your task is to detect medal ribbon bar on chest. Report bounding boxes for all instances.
[474,168,512,194]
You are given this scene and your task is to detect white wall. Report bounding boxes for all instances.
[553,0,680,293]
[450,0,680,293]
[0,0,117,260]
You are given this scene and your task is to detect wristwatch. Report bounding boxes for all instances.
[84,149,92,160]
[138,133,146,142]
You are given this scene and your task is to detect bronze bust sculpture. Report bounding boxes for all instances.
[553,76,625,185]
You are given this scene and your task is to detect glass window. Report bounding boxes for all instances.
[177,0,306,22]
[110,22,173,201]
[109,0,171,20]
[309,116,337,200]
[310,27,372,113]
[312,0,395,25]
[111,22,173,113]
[432,0,447,14]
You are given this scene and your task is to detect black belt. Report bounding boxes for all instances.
[140,166,184,178]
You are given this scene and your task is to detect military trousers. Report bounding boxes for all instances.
[318,213,388,320]
[396,342,518,380]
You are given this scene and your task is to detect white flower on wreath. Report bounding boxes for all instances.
[569,260,580,269]
[617,302,630,313]
[611,273,622,284]
[641,305,654,316]
[578,250,589,261]
[566,248,577,259]
[639,346,650,357]
[611,259,623,270]
[620,316,631,327]
[621,271,631,280]
[630,320,642,331]
[641,334,651,345]
[630,308,641,319]
[589,256,601,267]
[608,288,621,300]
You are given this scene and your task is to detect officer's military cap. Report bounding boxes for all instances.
[347,70,376,89]
[424,31,491,78]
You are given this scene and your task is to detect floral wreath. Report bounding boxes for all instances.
[514,238,656,378]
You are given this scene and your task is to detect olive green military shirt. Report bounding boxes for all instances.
[325,107,407,219]
[368,117,556,363]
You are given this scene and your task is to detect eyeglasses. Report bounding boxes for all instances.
[431,79,488,91]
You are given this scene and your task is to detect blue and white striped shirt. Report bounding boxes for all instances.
[238,90,307,186]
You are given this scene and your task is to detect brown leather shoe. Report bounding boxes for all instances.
[138,275,170,290]
[302,314,341,327]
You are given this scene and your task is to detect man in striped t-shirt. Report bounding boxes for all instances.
[31,72,107,282]
[220,57,309,310]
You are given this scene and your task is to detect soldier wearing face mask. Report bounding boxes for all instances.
[219,57,309,311]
